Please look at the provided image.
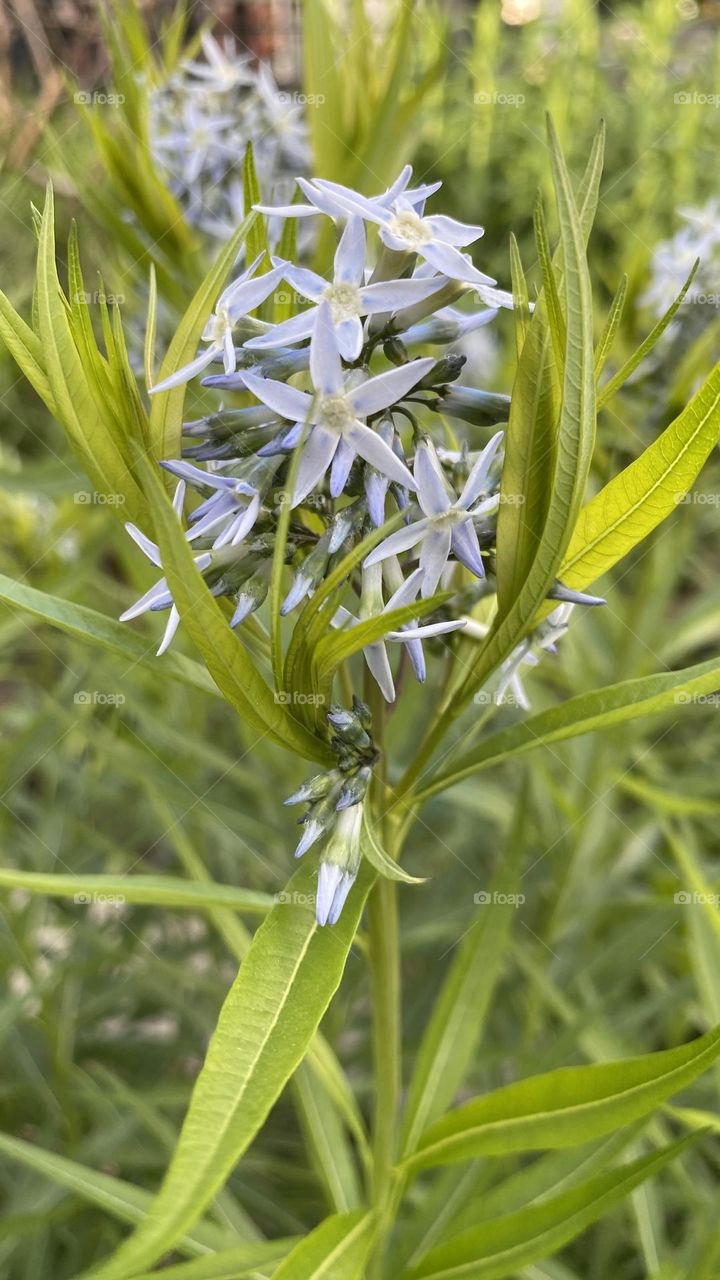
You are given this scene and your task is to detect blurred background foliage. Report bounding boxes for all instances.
[1,1,720,1276]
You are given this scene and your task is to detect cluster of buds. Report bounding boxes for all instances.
[149,33,309,240]
[117,163,605,921]
[285,700,377,925]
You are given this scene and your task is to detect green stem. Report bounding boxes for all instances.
[367,874,400,1275]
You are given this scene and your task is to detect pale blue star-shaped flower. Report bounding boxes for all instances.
[239,300,435,506]
[254,163,440,222]
[119,482,211,656]
[150,256,286,392]
[364,433,503,597]
[244,217,450,360]
[333,563,465,703]
[309,179,496,289]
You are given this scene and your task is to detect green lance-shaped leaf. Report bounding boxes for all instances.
[0,285,57,412]
[136,449,331,764]
[293,1060,363,1213]
[128,1238,301,1280]
[0,1132,233,1256]
[148,211,256,465]
[400,800,526,1155]
[508,232,530,360]
[0,571,218,698]
[35,184,148,525]
[594,272,628,378]
[0,868,273,915]
[596,259,698,410]
[494,121,603,617]
[418,653,720,803]
[81,860,371,1280]
[559,353,720,590]
[401,1024,720,1173]
[462,120,597,707]
[243,142,271,270]
[402,1134,699,1280]
[272,1209,377,1280]
[361,806,426,885]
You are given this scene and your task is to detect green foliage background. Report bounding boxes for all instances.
[1,1,720,1277]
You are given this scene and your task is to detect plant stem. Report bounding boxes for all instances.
[367,873,400,1276]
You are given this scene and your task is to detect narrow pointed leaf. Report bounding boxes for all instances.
[561,356,720,589]
[148,212,256,463]
[81,861,371,1280]
[418,654,720,802]
[0,571,217,696]
[272,1209,377,1280]
[402,1025,720,1172]
[136,449,331,763]
[0,867,273,915]
[402,1135,699,1279]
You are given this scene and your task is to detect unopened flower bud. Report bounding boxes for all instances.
[434,386,511,426]
[336,766,371,811]
[416,354,467,389]
[316,804,363,926]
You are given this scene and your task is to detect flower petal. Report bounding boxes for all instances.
[420,524,452,597]
[422,241,496,286]
[292,426,339,506]
[241,370,314,422]
[119,577,172,621]
[359,276,449,312]
[414,440,451,516]
[451,519,485,577]
[363,640,396,703]
[156,605,181,656]
[388,618,466,639]
[334,216,366,285]
[150,345,219,394]
[426,214,485,247]
[329,438,356,497]
[281,263,327,303]
[243,309,317,350]
[221,263,285,317]
[458,430,504,509]
[310,300,343,395]
[125,522,162,567]
[347,357,435,417]
[345,421,416,489]
[335,315,364,361]
[363,518,429,567]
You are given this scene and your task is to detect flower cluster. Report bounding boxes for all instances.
[120,164,603,922]
[149,33,309,240]
[640,199,720,316]
[285,699,377,925]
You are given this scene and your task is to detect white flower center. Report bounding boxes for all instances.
[210,306,231,343]
[428,506,466,528]
[316,393,355,433]
[387,209,433,249]
[323,281,362,323]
